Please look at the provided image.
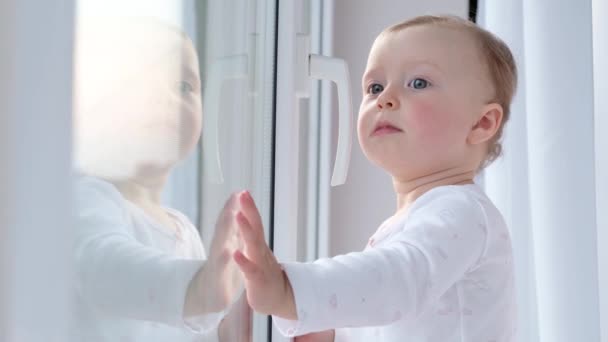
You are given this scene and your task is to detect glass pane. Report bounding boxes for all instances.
[71,0,275,341]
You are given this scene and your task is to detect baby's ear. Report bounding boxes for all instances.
[467,103,503,145]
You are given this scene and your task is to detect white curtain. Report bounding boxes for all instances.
[481,1,606,341]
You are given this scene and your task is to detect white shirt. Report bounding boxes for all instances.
[72,176,222,342]
[274,184,517,342]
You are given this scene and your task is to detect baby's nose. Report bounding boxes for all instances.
[377,100,394,109]
[377,94,399,110]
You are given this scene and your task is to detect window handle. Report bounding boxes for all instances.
[296,35,353,186]
[201,55,248,184]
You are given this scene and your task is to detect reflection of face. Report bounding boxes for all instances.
[73,18,203,181]
[357,25,491,180]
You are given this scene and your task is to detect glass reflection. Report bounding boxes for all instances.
[71,16,247,342]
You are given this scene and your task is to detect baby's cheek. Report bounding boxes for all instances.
[356,103,376,140]
[408,100,451,139]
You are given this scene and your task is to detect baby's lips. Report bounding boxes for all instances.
[371,118,402,134]
[371,122,403,136]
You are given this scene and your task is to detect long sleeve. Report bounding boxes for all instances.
[273,190,488,337]
[72,177,222,331]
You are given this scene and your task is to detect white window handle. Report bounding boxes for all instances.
[202,55,248,184]
[296,35,353,186]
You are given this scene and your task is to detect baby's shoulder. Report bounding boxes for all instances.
[73,174,122,201]
[408,184,507,235]
[406,184,507,230]
[72,175,129,221]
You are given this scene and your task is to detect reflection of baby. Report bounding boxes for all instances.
[72,18,248,342]
[233,15,518,342]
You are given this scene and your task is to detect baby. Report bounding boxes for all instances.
[233,15,517,342]
[71,18,248,342]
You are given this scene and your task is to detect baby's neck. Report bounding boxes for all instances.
[112,176,179,231]
[113,177,166,206]
[392,168,475,216]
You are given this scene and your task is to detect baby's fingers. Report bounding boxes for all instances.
[238,191,264,232]
[236,211,267,261]
[233,250,259,279]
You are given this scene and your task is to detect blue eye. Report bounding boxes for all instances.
[179,81,194,94]
[367,83,384,95]
[408,78,430,90]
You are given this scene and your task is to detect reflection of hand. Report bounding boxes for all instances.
[185,193,244,317]
[218,292,252,342]
[294,330,335,342]
[233,191,297,320]
[207,192,245,298]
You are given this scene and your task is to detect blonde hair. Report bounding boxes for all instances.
[382,15,518,169]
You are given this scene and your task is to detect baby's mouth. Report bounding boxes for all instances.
[371,121,403,137]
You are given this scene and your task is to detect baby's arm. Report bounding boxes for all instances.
[234,190,488,337]
[74,177,233,331]
[74,178,202,325]
[294,330,335,342]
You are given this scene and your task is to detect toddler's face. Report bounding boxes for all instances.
[73,19,202,180]
[357,25,492,180]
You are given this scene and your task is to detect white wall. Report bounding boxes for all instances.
[329,0,468,255]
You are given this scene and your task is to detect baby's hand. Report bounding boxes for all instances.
[185,193,244,316]
[233,191,297,320]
